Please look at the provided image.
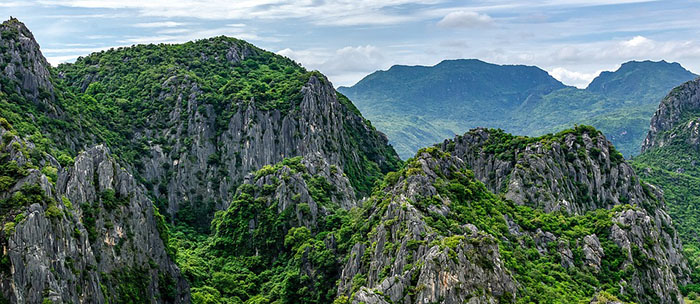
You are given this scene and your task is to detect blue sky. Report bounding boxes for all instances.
[2,0,700,88]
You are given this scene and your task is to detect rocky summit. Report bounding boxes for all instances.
[0,17,695,304]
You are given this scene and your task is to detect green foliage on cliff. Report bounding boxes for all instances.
[171,158,352,304]
[169,142,654,304]
[632,137,700,295]
[367,147,642,303]
[52,36,311,165]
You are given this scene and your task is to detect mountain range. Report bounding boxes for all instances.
[339,59,698,159]
[0,17,698,304]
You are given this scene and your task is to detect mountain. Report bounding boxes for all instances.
[176,126,690,304]
[0,18,694,304]
[632,78,700,298]
[587,60,697,101]
[338,59,567,159]
[334,126,689,304]
[0,18,399,303]
[0,18,189,303]
[340,59,698,159]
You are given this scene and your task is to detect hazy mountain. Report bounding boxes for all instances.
[340,59,697,159]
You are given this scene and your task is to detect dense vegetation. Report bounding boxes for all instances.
[3,17,699,304]
[340,59,697,159]
[168,157,356,303]
[161,141,663,303]
[632,134,700,297]
[54,36,310,165]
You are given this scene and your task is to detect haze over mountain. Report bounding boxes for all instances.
[340,59,697,159]
[1,17,698,304]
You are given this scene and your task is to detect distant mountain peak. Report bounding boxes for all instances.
[586,60,697,94]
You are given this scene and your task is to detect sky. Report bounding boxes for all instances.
[2,0,700,88]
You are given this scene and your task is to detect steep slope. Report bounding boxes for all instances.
[175,125,690,304]
[54,36,400,229]
[0,17,401,303]
[336,127,688,304]
[0,18,190,303]
[341,59,697,159]
[338,59,567,158]
[0,124,189,303]
[633,78,700,296]
[0,18,91,160]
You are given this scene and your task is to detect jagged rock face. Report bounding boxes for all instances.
[642,78,700,152]
[240,155,356,231]
[52,39,399,226]
[141,75,397,219]
[0,18,54,103]
[610,209,688,304]
[337,151,517,304]
[442,128,654,214]
[0,128,188,303]
[435,127,690,303]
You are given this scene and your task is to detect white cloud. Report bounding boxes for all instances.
[35,0,440,26]
[622,35,652,48]
[437,11,493,28]
[278,45,389,86]
[46,55,82,66]
[116,26,272,45]
[133,21,187,28]
[548,67,601,88]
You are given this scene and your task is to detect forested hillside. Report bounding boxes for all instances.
[340,60,697,159]
[0,17,695,304]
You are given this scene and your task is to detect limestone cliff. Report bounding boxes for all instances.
[0,126,189,303]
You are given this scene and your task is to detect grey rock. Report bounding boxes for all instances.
[0,129,189,303]
[642,77,700,152]
[582,234,604,271]
[443,128,651,215]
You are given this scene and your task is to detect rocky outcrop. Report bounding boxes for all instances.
[55,42,400,226]
[610,209,688,304]
[337,150,516,304]
[241,155,356,230]
[142,74,399,220]
[436,126,689,303]
[0,18,54,103]
[441,127,654,214]
[0,127,189,303]
[642,78,700,152]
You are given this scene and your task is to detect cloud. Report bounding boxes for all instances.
[548,67,601,88]
[622,35,653,48]
[133,21,187,28]
[0,2,30,7]
[45,55,82,66]
[278,45,389,86]
[437,11,493,28]
[35,0,439,26]
[116,26,272,45]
